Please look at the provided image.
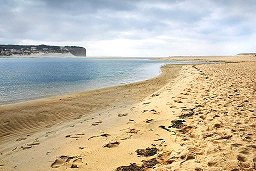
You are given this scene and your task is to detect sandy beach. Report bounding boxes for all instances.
[0,55,255,171]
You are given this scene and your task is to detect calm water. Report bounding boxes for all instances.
[0,57,207,104]
[0,57,163,104]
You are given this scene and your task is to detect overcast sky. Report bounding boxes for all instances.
[0,0,255,56]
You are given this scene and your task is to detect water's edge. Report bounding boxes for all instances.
[0,57,214,105]
[0,58,165,104]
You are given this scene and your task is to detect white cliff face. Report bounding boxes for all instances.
[66,46,86,56]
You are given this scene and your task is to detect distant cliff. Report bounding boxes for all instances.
[0,44,86,57]
[65,46,87,56]
[237,53,256,56]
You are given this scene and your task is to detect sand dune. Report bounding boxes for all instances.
[0,56,255,171]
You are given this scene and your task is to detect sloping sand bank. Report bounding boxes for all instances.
[0,56,255,171]
[0,65,181,144]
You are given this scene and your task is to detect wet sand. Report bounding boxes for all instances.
[0,55,255,171]
[0,65,181,144]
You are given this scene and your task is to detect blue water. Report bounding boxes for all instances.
[0,57,166,104]
[0,57,210,104]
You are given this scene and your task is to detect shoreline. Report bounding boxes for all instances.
[0,58,221,106]
[0,62,164,106]
[0,57,164,105]
[0,64,182,143]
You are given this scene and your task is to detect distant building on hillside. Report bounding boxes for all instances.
[0,45,86,56]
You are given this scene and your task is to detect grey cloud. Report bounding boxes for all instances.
[43,0,137,12]
[0,0,255,56]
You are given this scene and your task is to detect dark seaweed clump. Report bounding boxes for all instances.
[168,119,185,128]
[136,147,157,157]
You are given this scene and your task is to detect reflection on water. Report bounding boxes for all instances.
[0,57,164,104]
[0,57,212,104]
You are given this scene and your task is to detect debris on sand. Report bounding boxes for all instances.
[136,147,157,157]
[159,125,170,131]
[91,120,102,126]
[151,93,160,97]
[118,113,128,117]
[168,119,185,128]
[116,163,143,171]
[116,158,159,171]
[21,145,32,150]
[159,125,176,134]
[126,128,139,134]
[149,109,158,114]
[145,119,154,123]
[142,158,159,168]
[103,141,120,148]
[88,133,111,140]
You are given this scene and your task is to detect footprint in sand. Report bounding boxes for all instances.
[120,135,132,140]
[174,99,183,103]
[51,155,83,168]
[149,109,159,114]
[180,153,195,165]
[75,115,83,120]
[237,154,247,162]
[127,119,135,124]
[27,142,40,146]
[21,141,40,150]
[88,133,111,140]
[16,137,27,141]
[65,133,85,139]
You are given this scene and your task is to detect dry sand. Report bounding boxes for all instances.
[0,55,255,171]
[160,54,256,62]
